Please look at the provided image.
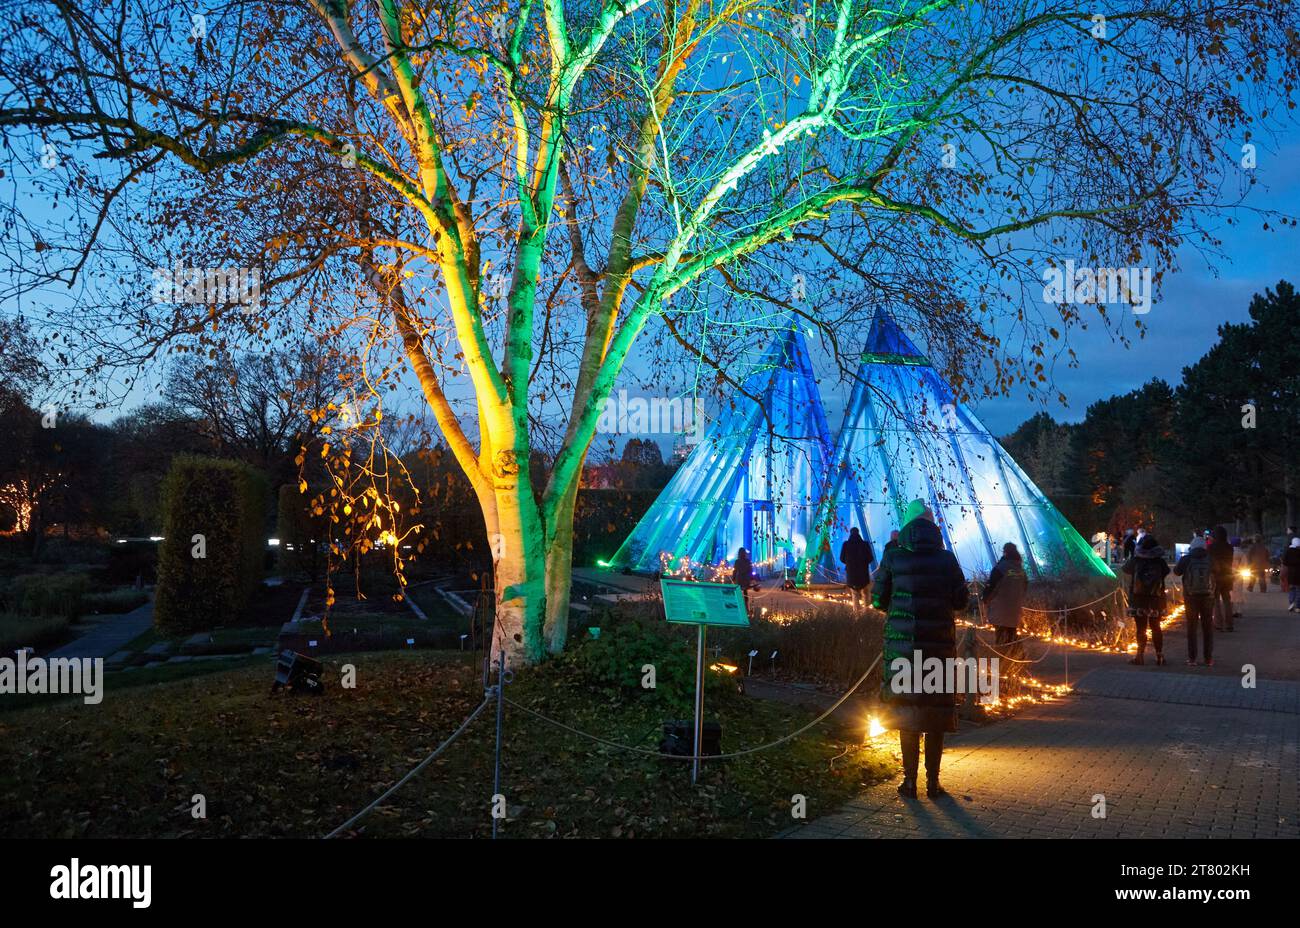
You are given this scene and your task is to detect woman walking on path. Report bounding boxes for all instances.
[984,542,1028,660]
[1123,533,1170,665]
[839,527,875,611]
[873,498,969,800]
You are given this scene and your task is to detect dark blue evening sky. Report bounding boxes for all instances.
[969,132,1300,437]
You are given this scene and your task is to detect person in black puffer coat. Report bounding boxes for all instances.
[872,499,969,800]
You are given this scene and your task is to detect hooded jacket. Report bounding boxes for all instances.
[1208,526,1235,586]
[1283,539,1300,577]
[1172,538,1213,597]
[872,517,969,733]
[1122,537,1169,614]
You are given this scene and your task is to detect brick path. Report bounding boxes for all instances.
[785,592,1300,839]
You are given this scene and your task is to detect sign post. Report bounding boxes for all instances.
[692,624,706,784]
[660,579,750,784]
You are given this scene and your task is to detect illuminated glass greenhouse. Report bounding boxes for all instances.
[610,327,832,578]
[800,312,1114,582]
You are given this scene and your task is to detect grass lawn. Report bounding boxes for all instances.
[0,650,896,838]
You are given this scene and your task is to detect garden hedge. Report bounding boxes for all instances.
[275,483,326,581]
[154,455,268,635]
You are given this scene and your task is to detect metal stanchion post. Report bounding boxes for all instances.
[692,625,706,785]
[1061,609,1068,688]
[491,649,509,840]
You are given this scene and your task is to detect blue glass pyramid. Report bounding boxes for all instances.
[610,327,833,578]
[799,312,1114,581]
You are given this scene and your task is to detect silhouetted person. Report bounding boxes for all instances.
[1173,536,1214,666]
[839,527,875,611]
[1123,533,1169,665]
[1246,534,1270,592]
[874,498,968,800]
[884,529,900,553]
[732,548,755,606]
[984,542,1028,658]
[1284,528,1298,594]
[1208,525,1235,631]
[1285,538,1300,613]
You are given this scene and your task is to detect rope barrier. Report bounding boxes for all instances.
[325,650,884,835]
[506,650,885,762]
[1020,588,1122,614]
[323,695,493,839]
[977,635,1052,665]
[969,596,1055,665]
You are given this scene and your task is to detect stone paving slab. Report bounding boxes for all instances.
[1075,666,1300,714]
[784,672,1300,839]
[785,595,1300,840]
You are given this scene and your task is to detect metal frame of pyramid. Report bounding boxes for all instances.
[798,312,1114,583]
[609,327,833,579]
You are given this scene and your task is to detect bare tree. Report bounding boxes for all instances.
[163,345,343,471]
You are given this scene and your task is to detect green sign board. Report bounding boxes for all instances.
[660,579,749,627]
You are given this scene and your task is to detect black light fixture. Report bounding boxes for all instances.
[271,650,325,695]
[659,719,721,757]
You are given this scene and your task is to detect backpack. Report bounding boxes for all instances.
[1182,555,1212,596]
[1131,557,1165,597]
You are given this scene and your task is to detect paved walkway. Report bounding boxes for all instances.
[786,590,1300,839]
[45,601,154,660]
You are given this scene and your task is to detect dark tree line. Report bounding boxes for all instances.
[1004,281,1300,542]
[0,335,337,553]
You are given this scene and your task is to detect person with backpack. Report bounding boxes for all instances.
[1173,536,1214,666]
[1122,533,1169,665]
[1208,525,1236,631]
[1284,538,1300,613]
[984,542,1028,658]
[839,527,875,611]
